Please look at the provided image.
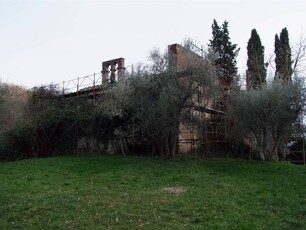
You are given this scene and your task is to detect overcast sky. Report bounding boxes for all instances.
[0,0,305,88]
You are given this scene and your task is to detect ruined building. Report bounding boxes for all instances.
[102,58,126,85]
[168,43,231,154]
[56,43,232,155]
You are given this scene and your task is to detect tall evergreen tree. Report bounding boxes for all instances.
[274,28,292,81]
[208,19,240,86]
[246,29,267,90]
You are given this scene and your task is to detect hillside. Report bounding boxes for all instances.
[1,156,305,229]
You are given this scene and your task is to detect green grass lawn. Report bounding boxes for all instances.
[0,155,306,229]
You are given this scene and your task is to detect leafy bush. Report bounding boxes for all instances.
[0,120,37,160]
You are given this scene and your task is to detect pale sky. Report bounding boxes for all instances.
[0,0,305,88]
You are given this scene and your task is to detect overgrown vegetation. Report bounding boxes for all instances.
[1,156,305,229]
[0,85,121,161]
[97,49,219,159]
[0,21,305,162]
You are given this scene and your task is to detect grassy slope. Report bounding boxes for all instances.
[0,155,305,229]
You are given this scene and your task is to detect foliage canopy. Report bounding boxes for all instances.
[246,29,267,90]
[208,19,240,86]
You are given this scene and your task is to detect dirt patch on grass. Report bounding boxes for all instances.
[162,186,187,194]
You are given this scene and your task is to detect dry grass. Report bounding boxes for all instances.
[162,186,187,194]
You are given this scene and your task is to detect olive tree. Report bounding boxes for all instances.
[227,79,305,160]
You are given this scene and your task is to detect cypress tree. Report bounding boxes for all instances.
[246,29,267,90]
[274,28,292,81]
[208,19,240,86]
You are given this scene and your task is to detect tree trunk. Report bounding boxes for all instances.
[169,134,178,159]
[262,127,267,158]
[120,138,126,156]
[156,141,164,160]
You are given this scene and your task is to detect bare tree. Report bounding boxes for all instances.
[292,34,306,78]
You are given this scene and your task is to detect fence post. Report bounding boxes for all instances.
[62,81,65,98]
[77,77,79,96]
[303,136,305,165]
[93,73,96,99]
[101,72,103,85]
